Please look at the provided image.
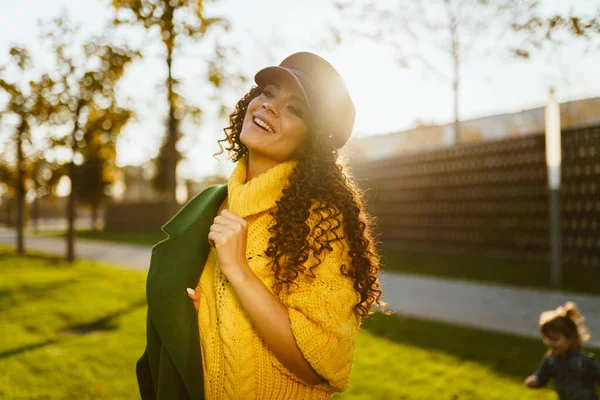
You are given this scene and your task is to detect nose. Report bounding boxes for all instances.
[261,101,279,117]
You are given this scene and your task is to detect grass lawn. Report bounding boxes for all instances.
[343,314,578,399]
[3,248,593,399]
[381,248,600,296]
[0,247,148,400]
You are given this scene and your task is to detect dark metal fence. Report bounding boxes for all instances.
[352,125,600,268]
[104,201,181,231]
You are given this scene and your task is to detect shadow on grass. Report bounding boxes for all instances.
[23,278,82,295]
[361,312,552,381]
[1,299,146,359]
[0,278,83,309]
[0,339,58,359]
[0,249,63,266]
[59,298,146,337]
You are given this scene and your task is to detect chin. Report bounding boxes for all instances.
[240,128,274,154]
[239,131,259,152]
[239,126,255,146]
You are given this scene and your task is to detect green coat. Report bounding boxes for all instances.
[136,184,228,400]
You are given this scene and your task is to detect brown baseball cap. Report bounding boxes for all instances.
[254,52,356,150]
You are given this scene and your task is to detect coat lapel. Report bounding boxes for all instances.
[146,185,228,399]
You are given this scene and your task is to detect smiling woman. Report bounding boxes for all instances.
[239,80,311,170]
[136,52,385,400]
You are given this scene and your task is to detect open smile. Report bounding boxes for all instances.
[252,116,276,134]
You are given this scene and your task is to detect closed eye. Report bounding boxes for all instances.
[287,105,304,118]
[263,88,274,99]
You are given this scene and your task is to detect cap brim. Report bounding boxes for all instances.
[254,66,313,114]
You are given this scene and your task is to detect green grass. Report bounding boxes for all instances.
[381,248,600,296]
[3,247,596,399]
[341,313,596,399]
[0,247,147,399]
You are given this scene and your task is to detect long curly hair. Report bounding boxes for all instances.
[216,86,384,316]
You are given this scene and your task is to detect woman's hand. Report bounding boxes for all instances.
[525,375,540,388]
[187,288,200,312]
[208,209,251,282]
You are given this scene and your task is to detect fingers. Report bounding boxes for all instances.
[208,209,248,249]
[213,216,241,232]
[209,215,244,247]
[186,288,200,312]
[186,288,200,300]
[525,375,540,388]
[210,224,228,234]
[208,231,220,247]
[207,231,233,248]
[220,209,247,224]
[213,210,247,230]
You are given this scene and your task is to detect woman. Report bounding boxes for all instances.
[136,52,384,400]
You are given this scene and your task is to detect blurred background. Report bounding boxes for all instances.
[0,0,599,399]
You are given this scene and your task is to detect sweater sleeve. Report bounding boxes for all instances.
[585,353,600,382]
[534,355,554,386]
[279,228,361,392]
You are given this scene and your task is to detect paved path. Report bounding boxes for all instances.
[381,272,600,348]
[0,229,151,271]
[2,229,599,347]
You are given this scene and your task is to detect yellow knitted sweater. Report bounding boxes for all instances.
[196,156,361,400]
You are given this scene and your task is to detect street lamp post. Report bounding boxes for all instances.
[545,88,562,287]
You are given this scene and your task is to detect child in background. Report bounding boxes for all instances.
[525,301,600,399]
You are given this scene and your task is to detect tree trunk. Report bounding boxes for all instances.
[165,44,178,205]
[67,100,84,263]
[445,0,460,144]
[5,198,11,226]
[67,161,76,263]
[452,62,459,144]
[32,192,39,235]
[16,124,25,255]
[91,203,98,232]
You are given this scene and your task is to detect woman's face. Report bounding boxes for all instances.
[240,77,311,164]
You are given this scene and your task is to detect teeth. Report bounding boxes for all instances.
[253,117,275,133]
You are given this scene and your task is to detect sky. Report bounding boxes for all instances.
[1,0,600,180]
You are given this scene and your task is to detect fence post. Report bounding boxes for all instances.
[545,88,562,287]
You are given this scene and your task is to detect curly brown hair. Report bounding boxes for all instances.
[540,301,591,351]
[216,86,384,316]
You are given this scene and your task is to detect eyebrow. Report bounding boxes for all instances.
[267,83,307,108]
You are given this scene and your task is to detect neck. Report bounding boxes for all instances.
[246,152,279,182]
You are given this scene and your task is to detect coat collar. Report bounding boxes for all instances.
[146,184,228,399]
[161,184,228,238]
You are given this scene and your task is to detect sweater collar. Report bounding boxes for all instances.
[227,155,297,218]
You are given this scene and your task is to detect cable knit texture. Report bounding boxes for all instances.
[196,155,361,400]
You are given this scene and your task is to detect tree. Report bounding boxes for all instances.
[334,0,530,144]
[511,3,600,58]
[110,0,235,203]
[0,46,55,254]
[75,106,131,231]
[0,159,15,225]
[0,161,13,188]
[27,156,66,234]
[42,13,137,262]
